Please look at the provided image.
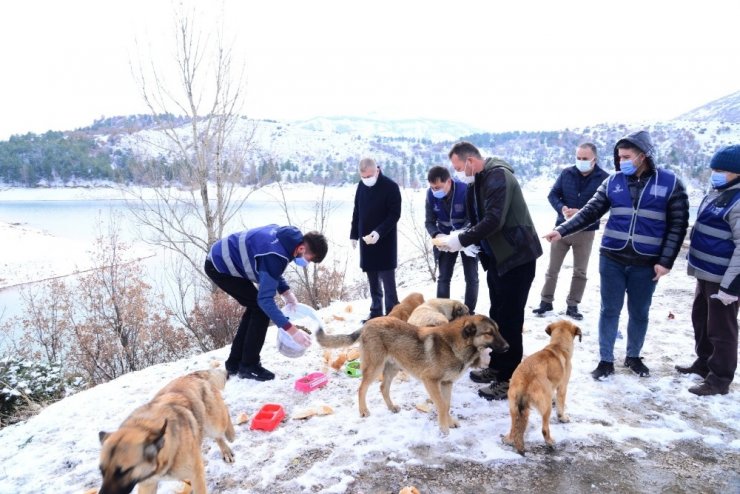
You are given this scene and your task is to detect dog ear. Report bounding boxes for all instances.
[98,431,110,445]
[144,419,168,461]
[462,321,477,339]
[575,326,582,342]
[545,323,553,336]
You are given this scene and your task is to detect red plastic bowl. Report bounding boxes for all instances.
[294,372,328,393]
[250,403,286,431]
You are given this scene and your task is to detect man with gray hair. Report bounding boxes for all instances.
[533,142,609,320]
[350,158,402,321]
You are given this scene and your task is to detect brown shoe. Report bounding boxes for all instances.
[688,381,728,396]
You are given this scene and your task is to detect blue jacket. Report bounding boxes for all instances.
[688,184,740,293]
[601,170,676,256]
[548,164,609,231]
[425,178,469,237]
[208,225,302,329]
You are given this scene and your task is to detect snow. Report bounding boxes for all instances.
[0,183,738,494]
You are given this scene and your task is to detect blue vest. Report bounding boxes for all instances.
[427,179,468,234]
[687,190,740,277]
[602,169,676,256]
[208,224,290,282]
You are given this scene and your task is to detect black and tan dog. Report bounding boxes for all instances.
[503,320,582,454]
[98,368,235,494]
[317,314,509,434]
[406,298,469,327]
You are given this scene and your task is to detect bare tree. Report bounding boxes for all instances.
[399,191,437,281]
[126,5,257,277]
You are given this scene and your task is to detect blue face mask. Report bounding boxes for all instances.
[431,188,447,199]
[620,160,637,176]
[294,256,309,267]
[711,171,728,188]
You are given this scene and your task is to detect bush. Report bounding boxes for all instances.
[0,358,85,428]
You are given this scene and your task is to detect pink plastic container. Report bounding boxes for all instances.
[294,372,328,393]
[250,404,285,431]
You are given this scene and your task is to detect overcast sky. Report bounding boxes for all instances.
[1,0,738,140]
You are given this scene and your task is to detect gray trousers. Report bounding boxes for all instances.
[540,229,596,307]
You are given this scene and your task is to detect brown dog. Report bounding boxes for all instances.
[316,314,509,434]
[406,298,469,327]
[503,320,582,454]
[98,368,235,494]
[387,292,425,321]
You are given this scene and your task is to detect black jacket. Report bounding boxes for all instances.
[350,170,402,271]
[459,158,542,275]
[556,167,689,269]
[548,164,609,230]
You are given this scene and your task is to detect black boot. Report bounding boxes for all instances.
[566,305,583,320]
[532,302,553,316]
[675,360,709,379]
[591,361,614,380]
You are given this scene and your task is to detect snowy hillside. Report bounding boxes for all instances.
[676,90,740,123]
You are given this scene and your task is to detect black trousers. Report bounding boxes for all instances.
[436,249,479,313]
[692,279,738,390]
[204,259,270,370]
[367,269,400,317]
[485,260,536,381]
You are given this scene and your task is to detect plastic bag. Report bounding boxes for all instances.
[277,303,322,358]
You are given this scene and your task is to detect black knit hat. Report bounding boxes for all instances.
[613,130,654,171]
[710,144,740,173]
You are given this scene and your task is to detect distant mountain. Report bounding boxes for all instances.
[675,90,740,123]
[288,115,483,142]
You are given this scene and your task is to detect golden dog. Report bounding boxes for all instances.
[406,298,469,327]
[98,368,235,494]
[387,292,425,322]
[316,314,509,433]
[503,320,582,454]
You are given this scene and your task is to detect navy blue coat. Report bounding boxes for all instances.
[350,170,402,271]
[547,164,609,231]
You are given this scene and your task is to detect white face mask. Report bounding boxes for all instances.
[361,175,377,187]
[454,160,475,184]
[575,159,593,173]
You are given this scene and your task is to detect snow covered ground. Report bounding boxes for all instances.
[0,183,738,493]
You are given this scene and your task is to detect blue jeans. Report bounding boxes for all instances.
[598,255,657,362]
[436,249,479,313]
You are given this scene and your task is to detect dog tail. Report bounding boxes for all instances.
[315,326,362,348]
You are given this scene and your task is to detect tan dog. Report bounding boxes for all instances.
[387,292,425,321]
[316,314,509,434]
[503,320,582,454]
[98,368,235,494]
[406,298,469,327]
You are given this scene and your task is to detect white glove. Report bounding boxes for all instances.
[363,231,380,245]
[462,244,480,257]
[281,290,298,310]
[711,290,738,306]
[288,325,312,348]
[351,239,358,249]
[438,231,463,252]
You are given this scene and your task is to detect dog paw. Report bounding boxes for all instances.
[359,409,370,418]
[448,417,460,428]
[223,451,235,463]
[389,405,401,413]
[558,414,570,423]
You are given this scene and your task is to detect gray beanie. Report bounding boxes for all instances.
[709,144,740,174]
[613,130,654,171]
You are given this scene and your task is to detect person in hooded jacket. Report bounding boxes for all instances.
[350,157,402,320]
[437,141,542,400]
[676,144,740,396]
[544,130,689,380]
[205,225,328,381]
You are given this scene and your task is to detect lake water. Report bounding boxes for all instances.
[0,186,609,353]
